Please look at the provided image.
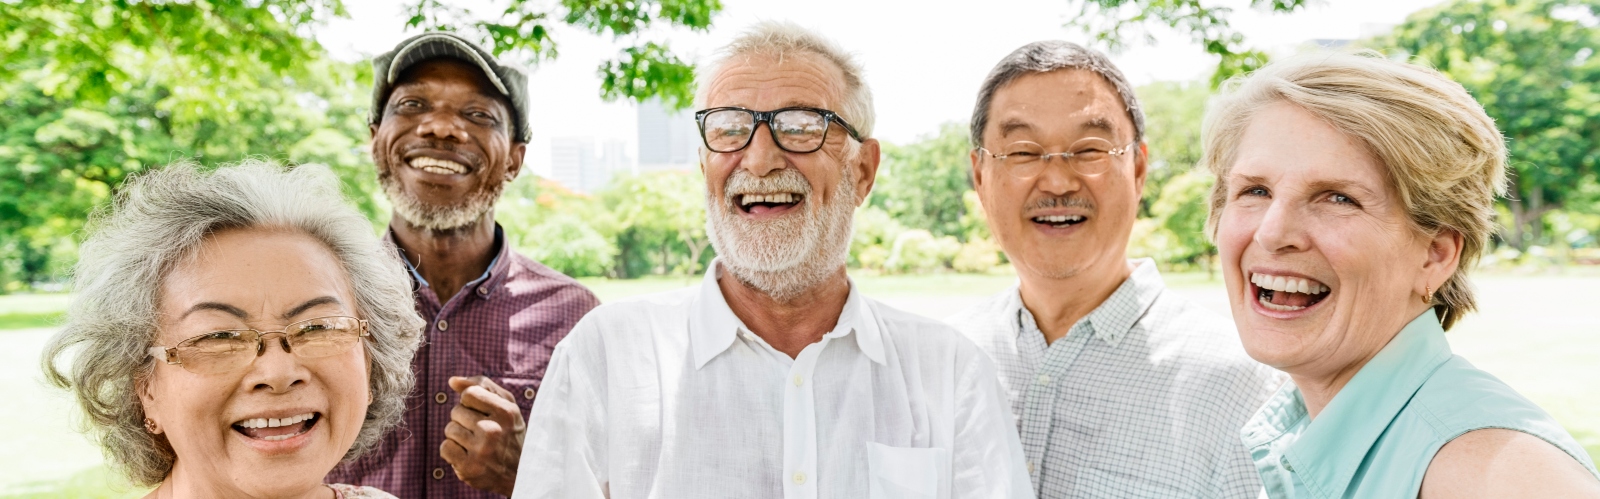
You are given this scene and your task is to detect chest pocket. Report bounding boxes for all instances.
[867,442,951,499]
[490,374,541,418]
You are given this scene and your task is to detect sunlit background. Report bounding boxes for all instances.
[2,0,1597,496]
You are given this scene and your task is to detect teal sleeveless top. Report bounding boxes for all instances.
[1240,312,1600,498]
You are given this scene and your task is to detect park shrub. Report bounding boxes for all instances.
[512,213,618,278]
[953,238,1001,274]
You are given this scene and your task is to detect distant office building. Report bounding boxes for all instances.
[637,99,701,172]
[549,137,633,193]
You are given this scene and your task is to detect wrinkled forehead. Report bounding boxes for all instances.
[702,51,847,111]
[390,58,508,107]
[987,69,1133,141]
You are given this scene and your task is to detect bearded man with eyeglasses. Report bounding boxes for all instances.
[508,22,1031,499]
[944,41,1284,498]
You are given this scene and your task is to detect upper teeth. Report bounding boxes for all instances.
[237,412,314,429]
[1251,273,1328,294]
[739,193,798,206]
[409,157,467,174]
[1035,215,1085,223]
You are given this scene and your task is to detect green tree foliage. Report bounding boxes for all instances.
[872,123,973,241]
[1067,0,1310,86]
[402,0,722,108]
[1134,78,1209,217]
[0,0,722,291]
[1372,0,1600,249]
[599,171,711,277]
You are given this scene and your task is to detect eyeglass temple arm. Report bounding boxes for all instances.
[148,346,178,364]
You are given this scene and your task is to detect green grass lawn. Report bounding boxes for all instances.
[3,270,1595,495]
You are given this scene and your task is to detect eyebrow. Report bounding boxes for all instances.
[1081,116,1116,134]
[997,119,1034,138]
[282,296,342,321]
[178,296,343,322]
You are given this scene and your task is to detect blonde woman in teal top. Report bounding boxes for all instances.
[1198,52,1600,498]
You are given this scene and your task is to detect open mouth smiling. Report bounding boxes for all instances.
[408,156,469,176]
[1250,272,1332,312]
[1031,214,1087,228]
[736,192,804,215]
[232,412,319,442]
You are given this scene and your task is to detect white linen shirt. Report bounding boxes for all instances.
[512,262,1032,499]
[946,259,1284,499]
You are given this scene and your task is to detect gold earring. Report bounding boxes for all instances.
[1422,285,1432,305]
[144,417,160,434]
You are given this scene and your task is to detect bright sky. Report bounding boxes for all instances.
[317,0,1447,177]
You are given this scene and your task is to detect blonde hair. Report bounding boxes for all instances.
[1200,52,1508,330]
[694,20,875,139]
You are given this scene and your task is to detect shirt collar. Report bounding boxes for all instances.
[688,258,885,370]
[386,224,511,298]
[1009,258,1165,347]
[1241,311,1453,498]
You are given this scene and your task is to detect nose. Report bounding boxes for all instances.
[246,331,306,393]
[415,110,471,143]
[1033,157,1083,196]
[738,122,787,177]
[1253,198,1309,254]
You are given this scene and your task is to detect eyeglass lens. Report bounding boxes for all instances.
[994,137,1125,178]
[171,316,364,374]
[701,108,831,153]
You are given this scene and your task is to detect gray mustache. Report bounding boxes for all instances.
[1026,195,1095,212]
[724,168,813,200]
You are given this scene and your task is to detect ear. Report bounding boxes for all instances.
[1420,228,1463,296]
[136,373,160,429]
[1132,142,1149,194]
[851,139,882,206]
[970,148,987,190]
[505,142,527,182]
[369,123,380,140]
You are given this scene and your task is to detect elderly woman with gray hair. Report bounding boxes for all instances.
[41,161,424,498]
[1202,53,1600,497]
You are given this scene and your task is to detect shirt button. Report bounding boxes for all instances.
[1037,374,1052,385]
[793,375,804,387]
[434,392,448,404]
[1028,461,1036,474]
[524,387,537,400]
[477,286,488,296]
[792,472,806,484]
[1281,456,1295,472]
[437,320,448,331]
[432,468,445,480]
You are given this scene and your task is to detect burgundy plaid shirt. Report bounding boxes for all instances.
[328,226,598,498]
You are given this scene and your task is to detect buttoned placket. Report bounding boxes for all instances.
[781,330,842,499]
[1017,316,1096,491]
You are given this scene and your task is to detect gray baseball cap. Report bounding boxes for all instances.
[369,32,532,143]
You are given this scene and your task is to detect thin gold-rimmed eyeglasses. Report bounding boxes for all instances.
[977,137,1138,178]
[148,316,369,375]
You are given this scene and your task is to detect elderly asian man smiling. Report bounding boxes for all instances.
[510,22,1032,499]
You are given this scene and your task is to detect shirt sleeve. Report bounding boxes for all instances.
[512,317,610,499]
[952,349,1035,499]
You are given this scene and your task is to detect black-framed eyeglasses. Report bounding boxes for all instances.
[694,106,863,154]
[148,316,370,375]
[976,137,1139,178]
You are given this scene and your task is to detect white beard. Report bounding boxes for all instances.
[706,166,857,303]
[379,168,504,232]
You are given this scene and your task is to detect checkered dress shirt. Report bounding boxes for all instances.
[327,226,599,498]
[946,259,1284,499]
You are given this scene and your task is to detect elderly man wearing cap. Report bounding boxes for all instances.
[509,22,1031,499]
[326,32,599,498]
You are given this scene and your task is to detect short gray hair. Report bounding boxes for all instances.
[694,20,876,139]
[970,40,1146,148]
[40,160,425,486]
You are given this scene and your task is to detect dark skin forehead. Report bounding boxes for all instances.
[384,58,515,132]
